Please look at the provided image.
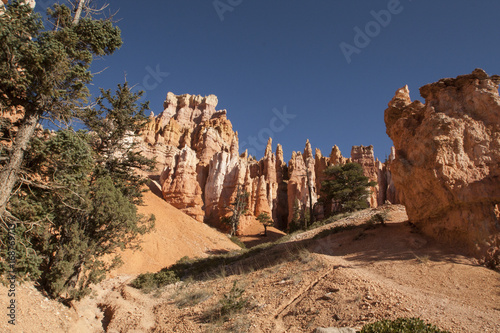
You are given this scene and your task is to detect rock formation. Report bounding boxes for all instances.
[351,145,380,208]
[377,147,399,205]
[385,69,500,259]
[140,92,397,233]
[159,146,205,222]
[287,140,318,225]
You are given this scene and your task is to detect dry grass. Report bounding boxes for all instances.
[174,289,212,308]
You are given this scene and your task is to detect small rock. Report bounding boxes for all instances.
[319,292,335,301]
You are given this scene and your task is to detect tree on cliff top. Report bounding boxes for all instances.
[320,162,377,214]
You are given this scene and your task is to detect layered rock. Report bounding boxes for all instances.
[143,93,285,233]
[351,145,383,207]
[385,69,500,258]
[142,92,397,233]
[379,147,399,205]
[141,93,235,222]
[159,146,205,222]
[314,145,348,195]
[0,105,25,147]
[287,140,317,224]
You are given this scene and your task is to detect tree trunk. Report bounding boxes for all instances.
[72,0,86,25]
[0,108,41,217]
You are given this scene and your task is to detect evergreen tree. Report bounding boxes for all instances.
[288,198,303,233]
[2,84,155,301]
[81,82,156,204]
[0,0,122,218]
[222,185,249,236]
[256,212,273,236]
[0,0,159,302]
[320,162,377,214]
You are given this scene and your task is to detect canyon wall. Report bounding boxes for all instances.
[385,69,500,259]
[140,92,396,233]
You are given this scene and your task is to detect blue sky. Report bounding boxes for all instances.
[38,0,500,161]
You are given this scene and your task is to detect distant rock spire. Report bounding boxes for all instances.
[264,137,273,158]
[330,145,344,165]
[276,143,284,165]
[303,139,313,161]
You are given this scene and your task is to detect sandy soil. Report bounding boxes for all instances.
[110,181,240,276]
[0,182,240,333]
[1,204,498,332]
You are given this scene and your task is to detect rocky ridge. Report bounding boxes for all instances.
[138,93,397,233]
[385,68,500,260]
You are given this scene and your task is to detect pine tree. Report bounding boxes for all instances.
[256,212,273,236]
[2,84,155,301]
[0,0,122,219]
[320,162,377,214]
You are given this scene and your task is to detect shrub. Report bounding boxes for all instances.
[230,236,247,249]
[175,289,211,308]
[361,317,450,333]
[204,281,250,322]
[368,212,389,226]
[130,271,179,292]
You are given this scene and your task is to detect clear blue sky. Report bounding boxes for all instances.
[40,0,500,161]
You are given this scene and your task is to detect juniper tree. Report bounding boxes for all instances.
[2,85,155,301]
[0,1,159,301]
[0,0,122,219]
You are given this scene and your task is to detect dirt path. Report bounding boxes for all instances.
[1,205,498,332]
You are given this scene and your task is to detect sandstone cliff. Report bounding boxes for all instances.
[141,92,396,233]
[385,69,500,260]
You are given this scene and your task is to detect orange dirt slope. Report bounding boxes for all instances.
[111,183,241,276]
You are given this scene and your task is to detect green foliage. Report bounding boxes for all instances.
[2,83,155,301]
[131,242,282,291]
[256,212,273,236]
[288,198,303,233]
[222,185,249,236]
[218,281,249,318]
[203,281,250,322]
[0,1,159,302]
[0,1,122,121]
[361,317,449,333]
[367,212,389,227]
[229,236,247,249]
[130,271,179,293]
[320,162,377,214]
[81,82,155,204]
